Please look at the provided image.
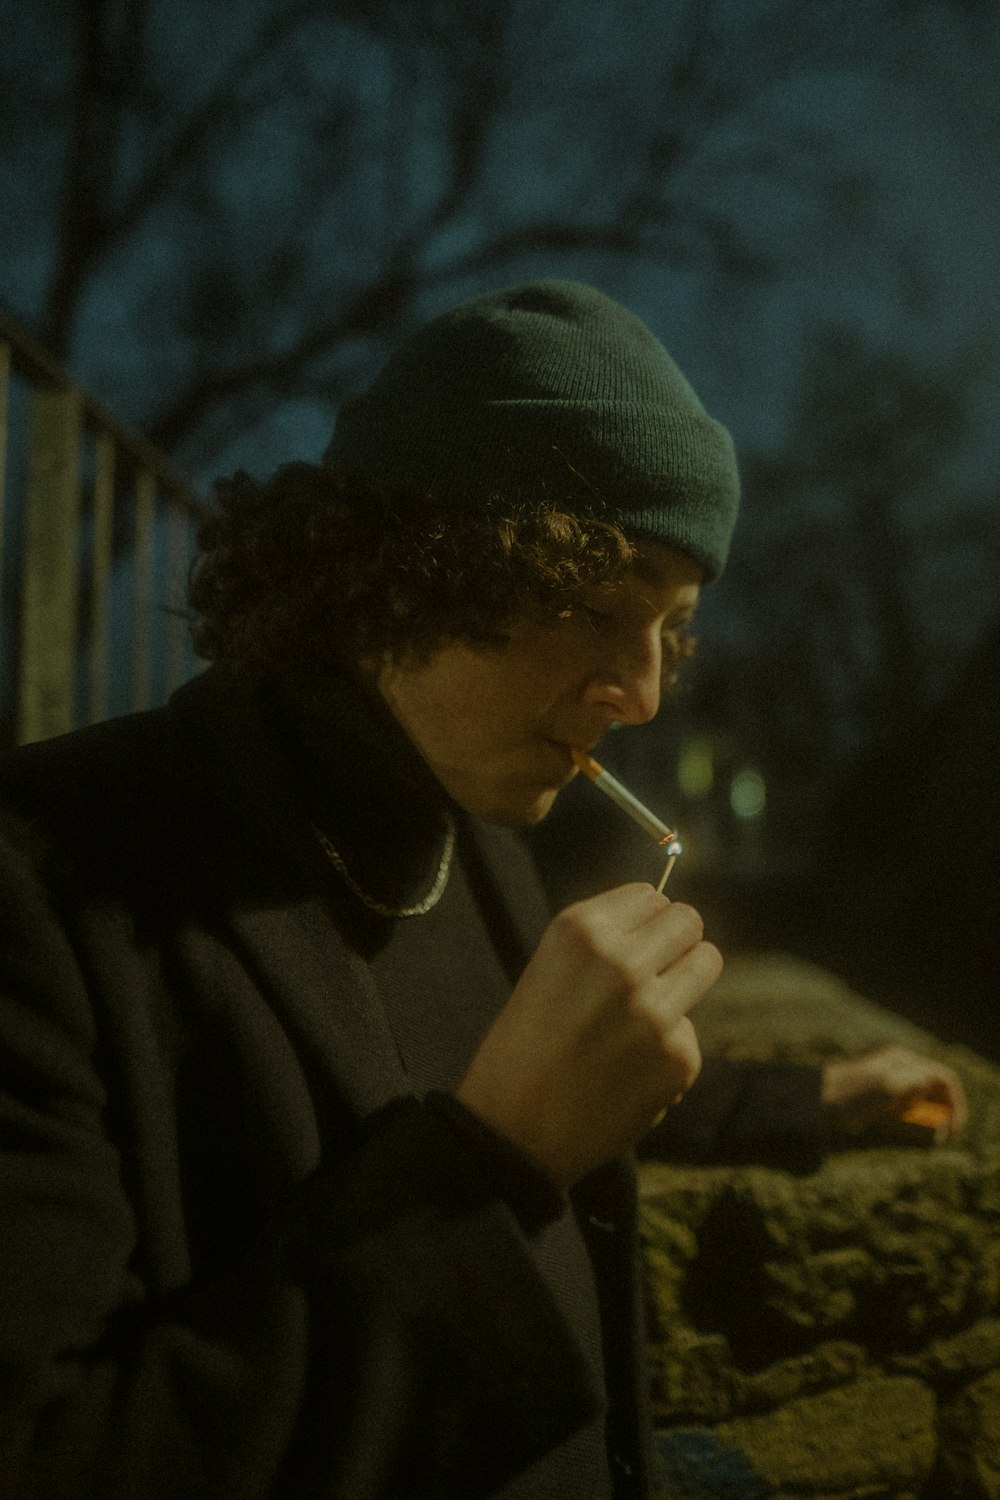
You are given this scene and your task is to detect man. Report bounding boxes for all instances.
[0,281,964,1498]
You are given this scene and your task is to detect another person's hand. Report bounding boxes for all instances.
[821,1044,968,1144]
[456,883,721,1189]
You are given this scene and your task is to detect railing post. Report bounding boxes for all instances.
[0,339,10,617]
[131,466,156,712]
[17,385,83,745]
[165,498,192,695]
[88,432,115,724]
[0,308,206,744]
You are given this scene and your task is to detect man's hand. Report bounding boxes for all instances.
[456,883,722,1189]
[821,1044,969,1144]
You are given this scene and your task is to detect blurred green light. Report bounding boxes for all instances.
[678,738,714,799]
[730,767,766,820]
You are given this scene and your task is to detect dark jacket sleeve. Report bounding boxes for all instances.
[636,1055,827,1175]
[0,823,597,1500]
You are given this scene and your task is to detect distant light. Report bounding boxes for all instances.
[678,738,714,799]
[730,767,766,820]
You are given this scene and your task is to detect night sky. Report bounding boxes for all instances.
[4,3,997,488]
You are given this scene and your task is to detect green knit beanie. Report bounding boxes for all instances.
[323,279,740,579]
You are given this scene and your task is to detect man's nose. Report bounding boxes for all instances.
[583,632,662,727]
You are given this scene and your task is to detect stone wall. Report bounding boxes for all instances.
[640,953,1000,1499]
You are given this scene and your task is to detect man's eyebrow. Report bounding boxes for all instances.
[630,557,702,610]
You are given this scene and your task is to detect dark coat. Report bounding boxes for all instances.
[0,666,823,1499]
[0,666,653,1499]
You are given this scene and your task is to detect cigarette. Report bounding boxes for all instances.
[898,1097,953,1144]
[572,750,682,888]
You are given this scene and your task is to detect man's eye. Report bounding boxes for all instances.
[662,624,697,662]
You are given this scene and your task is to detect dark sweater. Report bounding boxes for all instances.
[269,669,614,1496]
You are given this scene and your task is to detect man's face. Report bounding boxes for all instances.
[376,543,703,825]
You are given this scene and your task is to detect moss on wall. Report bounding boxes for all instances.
[641,954,1000,1499]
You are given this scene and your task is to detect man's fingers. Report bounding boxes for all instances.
[641,901,707,976]
[643,938,723,1026]
[557,886,708,981]
[562,881,669,929]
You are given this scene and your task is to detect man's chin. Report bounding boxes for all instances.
[463,783,563,828]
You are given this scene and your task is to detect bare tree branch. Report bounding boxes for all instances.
[42,0,406,351]
[110,1,330,245]
[45,0,125,352]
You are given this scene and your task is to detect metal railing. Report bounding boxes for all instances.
[0,310,208,748]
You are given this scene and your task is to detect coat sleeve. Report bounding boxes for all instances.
[0,827,599,1500]
[636,1055,827,1174]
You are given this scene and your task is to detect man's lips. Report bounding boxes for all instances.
[542,738,603,773]
[545,733,605,755]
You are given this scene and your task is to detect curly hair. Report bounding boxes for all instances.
[188,462,695,684]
